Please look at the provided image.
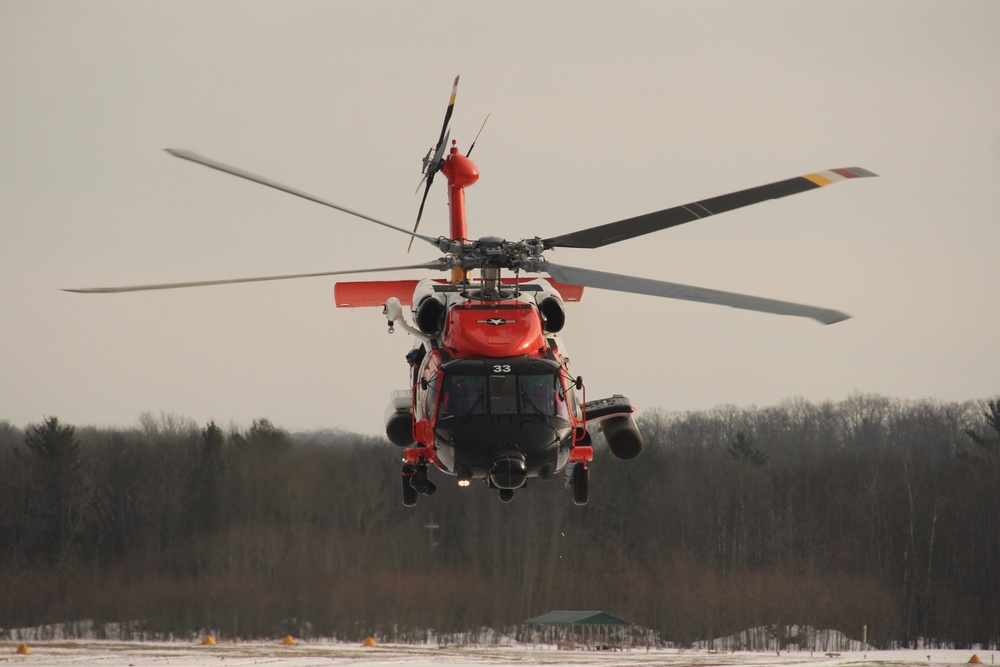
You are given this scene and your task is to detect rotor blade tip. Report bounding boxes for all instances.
[818,311,852,325]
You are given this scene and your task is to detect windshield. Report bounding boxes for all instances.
[438,372,567,419]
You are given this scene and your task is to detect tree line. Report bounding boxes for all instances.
[0,393,997,647]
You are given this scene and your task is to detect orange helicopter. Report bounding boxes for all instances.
[68,76,876,506]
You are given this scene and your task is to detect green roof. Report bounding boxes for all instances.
[524,610,632,626]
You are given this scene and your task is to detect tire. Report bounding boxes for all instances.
[401,465,418,507]
[572,463,589,506]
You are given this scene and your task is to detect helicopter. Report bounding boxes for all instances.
[68,76,876,506]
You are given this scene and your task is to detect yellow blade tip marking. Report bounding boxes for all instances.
[804,172,834,187]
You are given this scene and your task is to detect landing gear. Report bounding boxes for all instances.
[410,462,436,496]
[401,459,436,507]
[401,463,418,507]
[498,489,514,503]
[571,462,589,506]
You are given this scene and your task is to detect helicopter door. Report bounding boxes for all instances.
[416,351,443,422]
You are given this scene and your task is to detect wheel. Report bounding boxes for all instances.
[572,463,589,506]
[498,489,514,503]
[401,464,418,507]
[411,463,430,494]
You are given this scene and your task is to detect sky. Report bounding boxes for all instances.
[3,2,999,436]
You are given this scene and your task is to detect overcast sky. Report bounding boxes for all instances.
[3,1,998,436]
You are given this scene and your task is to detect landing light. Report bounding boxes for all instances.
[458,479,471,488]
[457,468,472,487]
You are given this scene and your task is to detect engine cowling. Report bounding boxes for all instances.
[415,296,446,335]
[537,296,566,333]
[601,414,643,460]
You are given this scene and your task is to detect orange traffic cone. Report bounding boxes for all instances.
[362,636,377,647]
[282,635,296,645]
[202,635,216,645]
[968,655,982,664]
[15,644,31,655]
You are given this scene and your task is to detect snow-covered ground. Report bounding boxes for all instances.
[2,642,994,667]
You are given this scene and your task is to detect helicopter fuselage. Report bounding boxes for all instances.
[381,277,638,502]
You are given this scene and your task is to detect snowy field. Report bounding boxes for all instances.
[1,642,993,667]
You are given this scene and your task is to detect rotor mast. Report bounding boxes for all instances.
[441,142,479,283]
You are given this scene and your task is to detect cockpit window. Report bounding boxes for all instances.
[522,375,569,417]
[439,375,485,418]
[489,375,518,414]
[519,374,557,416]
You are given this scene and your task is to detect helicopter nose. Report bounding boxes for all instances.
[490,452,527,490]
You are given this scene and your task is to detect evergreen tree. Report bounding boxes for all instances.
[964,399,1000,453]
[191,421,226,533]
[23,417,82,563]
[727,431,768,466]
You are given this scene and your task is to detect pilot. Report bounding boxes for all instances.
[442,377,482,417]
[523,376,555,415]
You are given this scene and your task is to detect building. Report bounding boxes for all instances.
[523,610,649,649]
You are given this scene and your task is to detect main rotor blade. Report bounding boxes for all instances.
[64,261,448,294]
[165,149,439,247]
[466,113,489,158]
[543,167,877,250]
[409,175,435,253]
[538,262,850,325]
[435,76,459,156]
